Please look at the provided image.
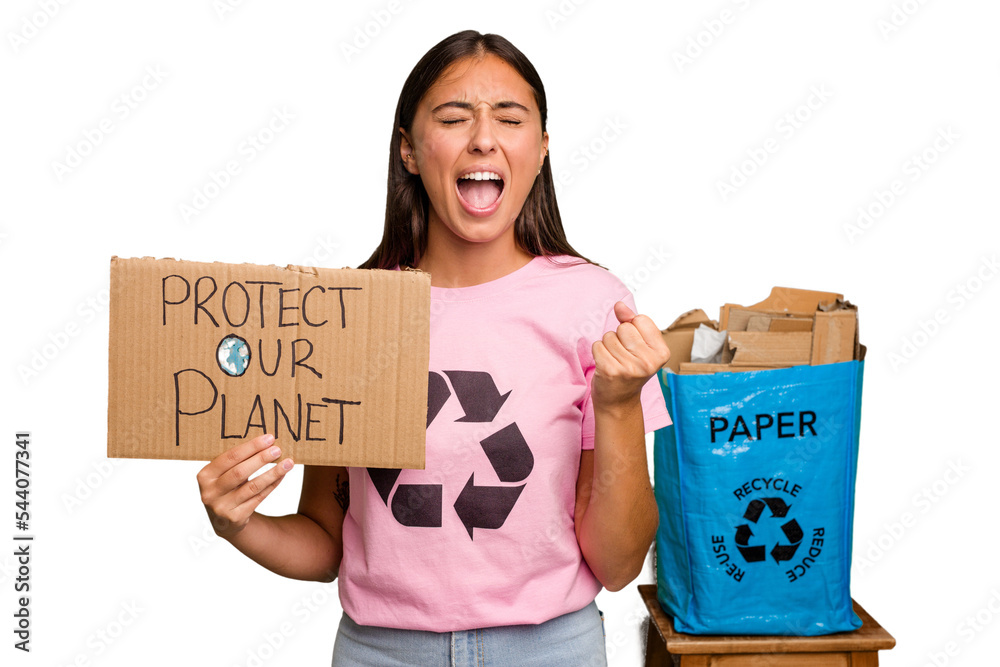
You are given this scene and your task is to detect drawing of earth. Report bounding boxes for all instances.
[217,334,250,377]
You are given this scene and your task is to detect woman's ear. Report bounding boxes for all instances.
[539,131,549,172]
[400,129,420,175]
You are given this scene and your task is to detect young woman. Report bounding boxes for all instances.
[197,30,672,666]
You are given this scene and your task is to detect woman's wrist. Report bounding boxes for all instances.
[593,394,644,423]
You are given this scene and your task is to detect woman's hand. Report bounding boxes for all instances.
[577,302,669,590]
[591,301,670,410]
[196,433,295,540]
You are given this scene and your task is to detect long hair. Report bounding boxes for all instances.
[359,30,590,270]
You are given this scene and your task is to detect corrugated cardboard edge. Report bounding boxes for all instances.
[728,331,813,365]
[811,310,857,365]
[664,288,863,376]
[110,255,430,280]
[720,287,843,330]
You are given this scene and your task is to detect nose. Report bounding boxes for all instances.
[467,110,497,155]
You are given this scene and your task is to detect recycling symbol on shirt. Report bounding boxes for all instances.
[367,371,534,540]
[734,498,803,564]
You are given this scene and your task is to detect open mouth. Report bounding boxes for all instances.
[456,171,505,213]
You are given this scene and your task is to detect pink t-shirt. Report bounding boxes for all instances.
[338,255,671,631]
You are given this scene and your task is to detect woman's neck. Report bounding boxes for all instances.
[417,235,534,288]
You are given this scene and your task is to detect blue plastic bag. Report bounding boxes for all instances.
[654,361,864,635]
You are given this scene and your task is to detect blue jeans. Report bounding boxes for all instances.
[331,601,608,667]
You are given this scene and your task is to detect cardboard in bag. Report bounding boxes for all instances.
[662,287,863,374]
[659,309,718,374]
[107,257,431,468]
[720,287,842,330]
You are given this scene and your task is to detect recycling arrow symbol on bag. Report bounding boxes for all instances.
[366,371,533,540]
[734,497,803,564]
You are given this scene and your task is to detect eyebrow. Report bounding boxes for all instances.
[431,100,530,114]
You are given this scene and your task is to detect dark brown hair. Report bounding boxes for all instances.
[359,30,590,270]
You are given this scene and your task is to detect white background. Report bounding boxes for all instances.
[2,1,998,666]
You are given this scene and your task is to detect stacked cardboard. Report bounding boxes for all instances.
[661,287,863,375]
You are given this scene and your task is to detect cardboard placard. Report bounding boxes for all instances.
[107,257,430,468]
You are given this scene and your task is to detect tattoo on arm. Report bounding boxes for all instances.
[333,472,350,513]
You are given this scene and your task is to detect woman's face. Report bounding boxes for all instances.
[400,54,548,253]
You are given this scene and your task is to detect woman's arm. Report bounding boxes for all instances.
[575,302,669,592]
[197,434,348,582]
